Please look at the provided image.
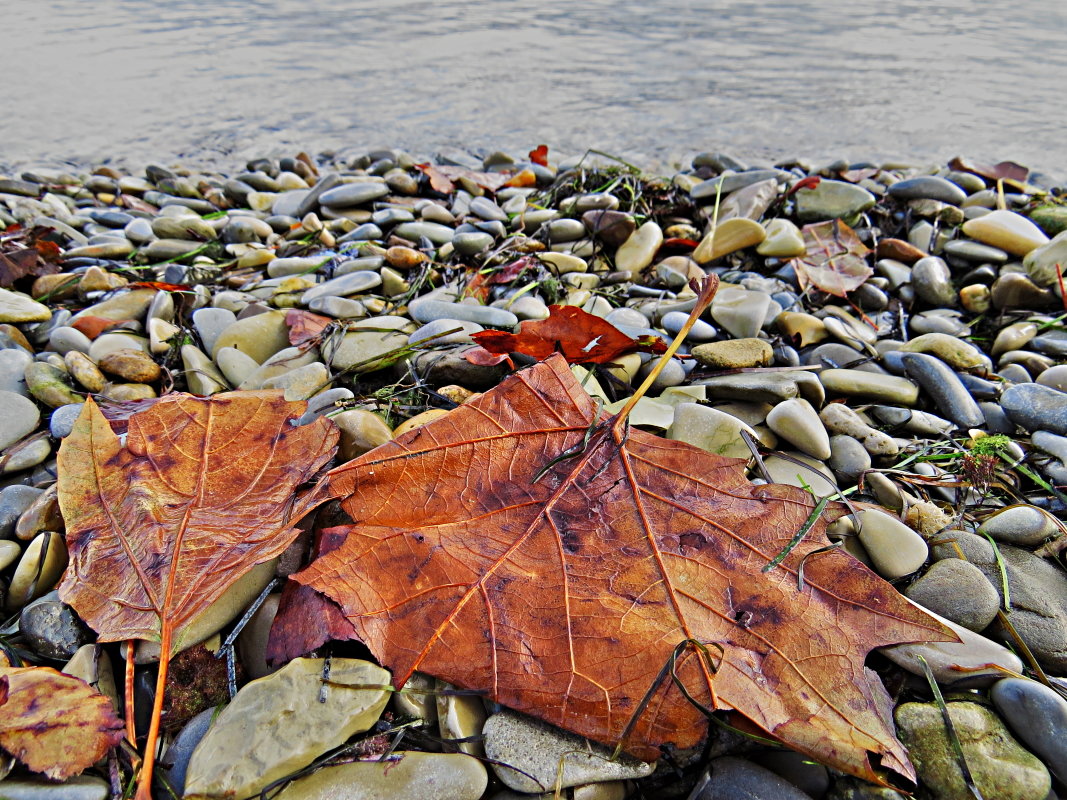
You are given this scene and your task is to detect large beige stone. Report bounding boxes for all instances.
[276,752,487,800]
[961,209,1049,256]
[0,288,51,323]
[184,658,391,799]
[210,310,291,363]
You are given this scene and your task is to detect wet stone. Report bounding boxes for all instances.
[887,175,967,205]
[900,352,984,429]
[978,504,1060,547]
[0,389,41,450]
[0,484,44,537]
[49,403,85,439]
[19,590,92,660]
[276,753,487,800]
[694,756,813,800]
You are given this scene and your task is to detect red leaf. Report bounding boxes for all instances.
[126,281,192,292]
[71,316,134,340]
[529,145,550,166]
[462,346,514,368]
[469,305,667,365]
[461,272,492,303]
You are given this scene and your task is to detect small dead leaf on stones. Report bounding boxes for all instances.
[0,666,124,780]
[0,226,62,288]
[791,219,873,297]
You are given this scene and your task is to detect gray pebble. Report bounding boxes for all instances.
[49,403,85,439]
[0,348,33,395]
[904,559,999,632]
[887,175,967,205]
[293,388,355,426]
[408,319,484,346]
[394,221,455,245]
[900,352,984,428]
[159,707,218,796]
[0,390,41,450]
[19,590,93,660]
[318,182,389,208]
[695,756,813,800]
[828,434,871,483]
[301,270,382,304]
[192,307,237,353]
[409,299,517,328]
[990,677,1067,782]
[1001,383,1067,435]
[911,256,956,307]
[0,484,44,538]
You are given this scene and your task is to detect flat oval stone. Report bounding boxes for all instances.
[0,390,41,450]
[0,288,52,323]
[394,221,455,245]
[819,369,919,405]
[615,221,663,276]
[962,209,1050,256]
[690,169,781,200]
[183,659,392,800]
[979,504,1061,547]
[318,182,389,208]
[898,333,986,370]
[668,403,758,460]
[766,398,830,459]
[855,509,928,579]
[910,256,956,307]
[882,609,1023,688]
[7,531,68,612]
[276,752,487,800]
[0,776,110,800]
[901,352,984,428]
[943,238,1009,263]
[211,310,290,362]
[905,559,1000,632]
[887,175,967,205]
[1001,383,1067,435]
[408,299,517,328]
[793,179,876,223]
[757,218,805,257]
[301,270,382,304]
[700,756,813,800]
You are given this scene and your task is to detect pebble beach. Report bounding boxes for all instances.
[1,146,1066,800]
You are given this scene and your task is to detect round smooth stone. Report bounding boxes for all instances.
[408,299,517,328]
[978,504,1061,547]
[0,390,41,450]
[307,296,365,318]
[910,256,956,306]
[452,231,494,255]
[887,175,967,205]
[854,509,928,579]
[904,559,1000,632]
[50,403,85,439]
[6,532,68,612]
[408,319,483,347]
[660,311,715,342]
[275,752,487,800]
[394,221,455,245]
[1036,364,1067,392]
[900,352,984,428]
[301,271,381,304]
[766,398,830,459]
[615,221,664,276]
[48,326,92,356]
[192,308,237,353]
[1001,383,1067,435]
[19,591,92,660]
[698,757,813,800]
[793,179,876,223]
[318,182,389,208]
[962,209,1050,256]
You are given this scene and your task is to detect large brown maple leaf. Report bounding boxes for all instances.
[294,354,953,785]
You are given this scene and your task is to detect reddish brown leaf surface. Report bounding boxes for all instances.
[467,305,668,365]
[56,391,338,650]
[266,526,358,664]
[529,144,550,166]
[791,219,873,297]
[948,156,1029,185]
[0,226,62,288]
[285,308,333,347]
[414,164,518,195]
[0,666,124,779]
[294,354,954,785]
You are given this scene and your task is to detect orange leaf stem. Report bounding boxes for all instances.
[135,621,173,800]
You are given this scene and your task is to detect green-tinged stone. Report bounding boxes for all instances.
[25,362,83,408]
[895,701,1050,800]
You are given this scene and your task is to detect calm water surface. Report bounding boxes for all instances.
[4,0,1065,175]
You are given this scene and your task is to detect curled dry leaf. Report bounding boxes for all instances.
[529,144,550,166]
[791,219,873,297]
[0,225,61,287]
[466,304,667,366]
[294,353,954,786]
[0,666,124,780]
[948,156,1029,185]
[414,163,518,195]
